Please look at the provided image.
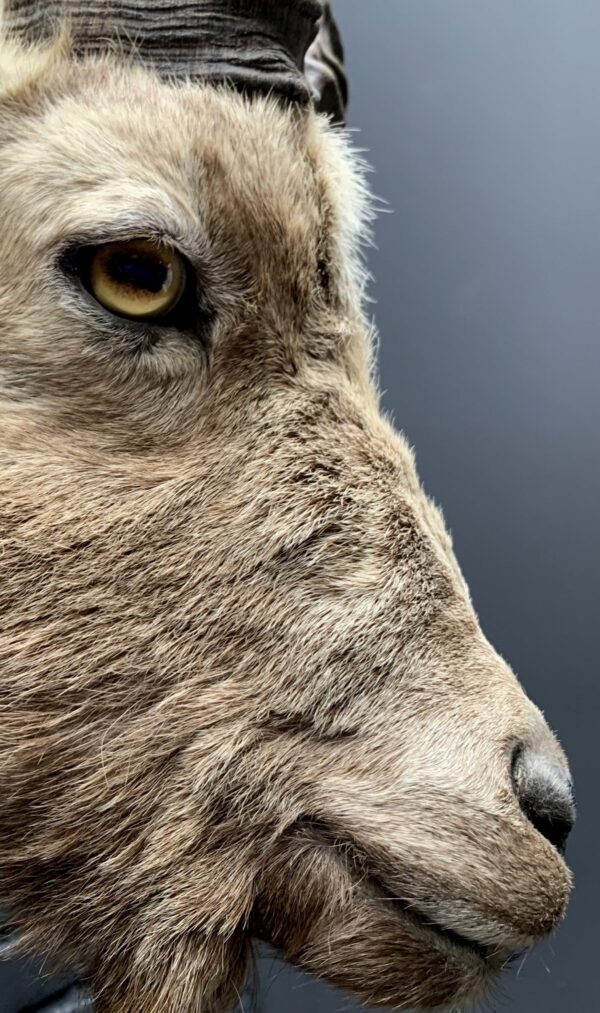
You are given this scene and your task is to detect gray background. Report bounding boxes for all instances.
[1,1,597,1011]
[251,0,599,1011]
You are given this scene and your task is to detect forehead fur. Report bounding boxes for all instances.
[0,27,370,296]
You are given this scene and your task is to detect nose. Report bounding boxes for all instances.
[512,748,575,854]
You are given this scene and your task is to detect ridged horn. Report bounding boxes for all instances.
[2,0,335,106]
[306,2,347,125]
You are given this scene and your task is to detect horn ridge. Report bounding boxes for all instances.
[2,0,324,104]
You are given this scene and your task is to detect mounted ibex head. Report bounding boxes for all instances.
[0,2,574,1011]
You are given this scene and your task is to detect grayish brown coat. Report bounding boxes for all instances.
[0,9,572,1012]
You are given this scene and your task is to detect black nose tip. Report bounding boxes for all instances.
[512,748,575,855]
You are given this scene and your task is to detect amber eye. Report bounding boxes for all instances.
[87,239,186,320]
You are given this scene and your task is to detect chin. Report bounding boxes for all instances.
[255,863,492,1010]
[254,819,568,1011]
[275,877,504,1011]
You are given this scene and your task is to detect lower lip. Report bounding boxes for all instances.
[294,817,517,967]
[366,876,500,966]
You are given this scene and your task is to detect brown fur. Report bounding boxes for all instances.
[0,22,572,1013]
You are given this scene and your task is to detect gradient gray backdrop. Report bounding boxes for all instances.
[249,1,598,1010]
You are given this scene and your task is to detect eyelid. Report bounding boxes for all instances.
[52,210,201,267]
[58,228,186,261]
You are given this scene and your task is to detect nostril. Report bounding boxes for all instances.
[512,747,576,855]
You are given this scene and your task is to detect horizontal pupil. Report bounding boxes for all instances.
[106,252,168,294]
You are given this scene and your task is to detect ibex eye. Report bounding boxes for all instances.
[85,239,186,321]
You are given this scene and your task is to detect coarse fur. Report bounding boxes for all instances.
[0,19,572,1013]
